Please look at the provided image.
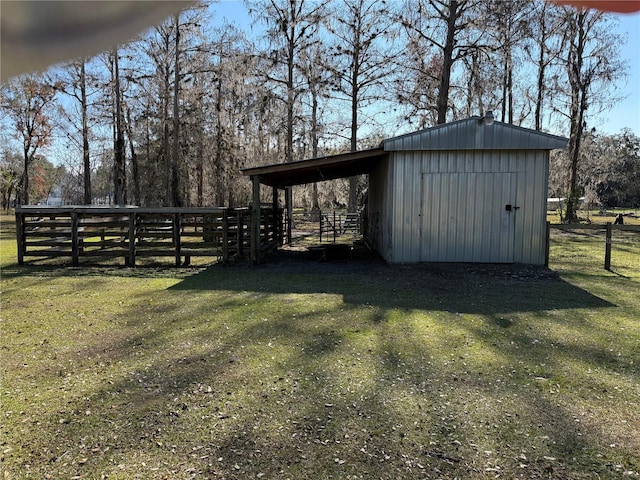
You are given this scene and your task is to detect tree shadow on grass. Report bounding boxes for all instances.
[20,287,634,479]
[6,250,638,479]
[169,254,614,316]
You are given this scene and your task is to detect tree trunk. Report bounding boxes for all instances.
[348,22,361,213]
[500,14,514,124]
[565,85,587,223]
[145,102,153,205]
[507,61,513,124]
[80,60,91,204]
[22,148,30,205]
[533,1,551,131]
[124,106,140,205]
[564,11,588,223]
[172,13,182,207]
[535,31,546,131]
[501,55,508,122]
[436,0,458,125]
[286,20,295,164]
[113,49,126,206]
[310,80,320,215]
[196,140,203,207]
[162,42,171,206]
[215,79,224,206]
[285,13,296,233]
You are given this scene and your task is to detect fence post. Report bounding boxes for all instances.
[128,213,136,267]
[333,211,336,243]
[71,212,80,266]
[174,213,181,266]
[251,175,261,263]
[272,187,281,246]
[15,210,25,265]
[545,221,550,267]
[604,222,612,271]
[222,210,229,263]
[237,209,244,259]
[285,187,292,245]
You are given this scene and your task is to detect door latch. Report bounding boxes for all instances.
[505,204,520,212]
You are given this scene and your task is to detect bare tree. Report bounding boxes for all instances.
[1,148,22,211]
[249,0,325,164]
[523,0,564,131]
[485,0,534,124]
[326,0,398,211]
[79,61,91,204]
[557,7,625,222]
[128,3,205,206]
[579,130,640,208]
[111,48,127,206]
[299,42,333,216]
[172,12,183,207]
[1,75,57,205]
[56,58,95,204]
[142,19,175,206]
[123,103,141,205]
[248,0,324,234]
[399,0,486,125]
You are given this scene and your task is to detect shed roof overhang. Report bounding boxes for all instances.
[241,147,386,187]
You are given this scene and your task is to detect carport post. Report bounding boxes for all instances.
[272,186,282,245]
[251,175,261,263]
[285,187,292,245]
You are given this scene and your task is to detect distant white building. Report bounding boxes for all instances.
[547,197,586,210]
[39,187,63,206]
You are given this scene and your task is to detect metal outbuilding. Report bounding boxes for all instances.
[243,115,568,265]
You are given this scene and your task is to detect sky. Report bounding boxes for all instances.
[605,12,640,135]
[211,0,640,137]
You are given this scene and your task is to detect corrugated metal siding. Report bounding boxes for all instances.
[391,152,423,262]
[388,150,549,264]
[513,150,549,264]
[382,118,568,151]
[367,156,392,261]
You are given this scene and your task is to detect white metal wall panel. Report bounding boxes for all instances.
[417,172,516,263]
[390,152,422,262]
[512,150,549,264]
[367,156,392,261]
[386,150,549,264]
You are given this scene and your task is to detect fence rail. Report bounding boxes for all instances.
[14,206,269,266]
[547,222,640,270]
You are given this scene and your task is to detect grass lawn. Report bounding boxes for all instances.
[1,214,639,479]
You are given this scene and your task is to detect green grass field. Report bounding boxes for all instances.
[1,214,639,479]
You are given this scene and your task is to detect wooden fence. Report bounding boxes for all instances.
[15,206,280,267]
[547,222,640,270]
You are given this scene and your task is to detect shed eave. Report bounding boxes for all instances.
[241,147,386,187]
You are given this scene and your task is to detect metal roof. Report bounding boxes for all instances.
[382,117,569,151]
[243,118,568,187]
[241,148,386,187]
